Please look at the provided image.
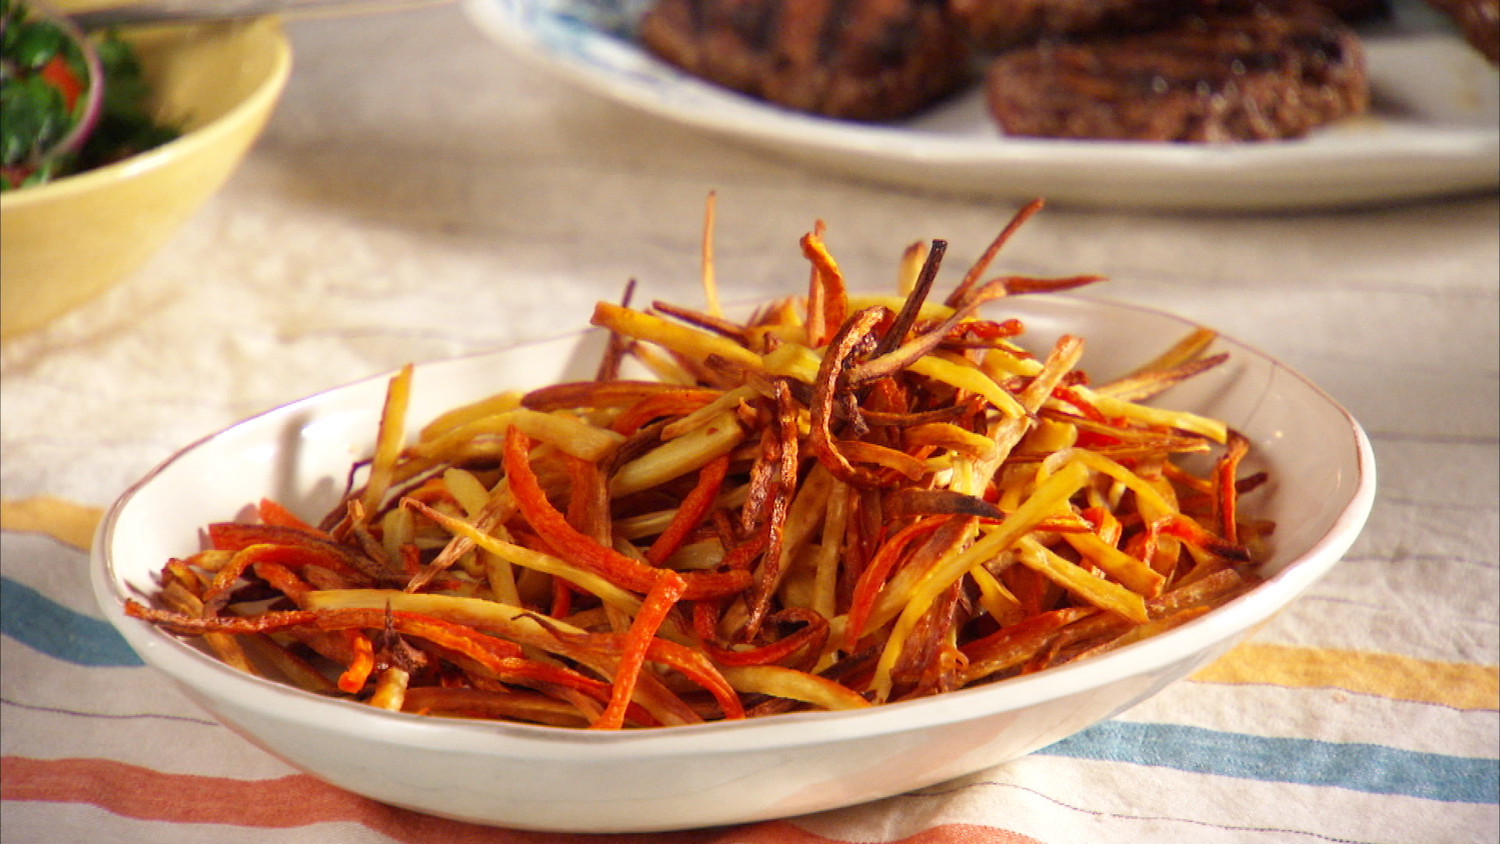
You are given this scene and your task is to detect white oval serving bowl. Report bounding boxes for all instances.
[91,293,1376,833]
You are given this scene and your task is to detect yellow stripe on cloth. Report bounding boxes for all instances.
[1,497,103,552]
[1193,642,1500,711]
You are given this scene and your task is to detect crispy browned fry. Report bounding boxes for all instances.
[524,379,685,412]
[888,577,965,699]
[129,207,1268,730]
[808,307,888,487]
[742,379,800,639]
[992,274,1107,297]
[946,197,1046,309]
[595,279,637,382]
[802,228,848,349]
[849,277,1011,384]
[651,300,749,345]
[872,239,945,360]
[885,488,1003,521]
[402,686,592,727]
[960,606,1097,684]
[1214,430,1252,545]
[1098,326,1222,401]
[1096,351,1229,403]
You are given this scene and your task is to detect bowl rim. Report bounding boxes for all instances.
[0,16,291,210]
[91,293,1378,758]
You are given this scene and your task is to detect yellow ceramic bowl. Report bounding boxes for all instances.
[0,15,292,340]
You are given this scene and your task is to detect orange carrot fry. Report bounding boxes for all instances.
[611,389,722,436]
[593,570,687,729]
[1215,431,1250,545]
[257,498,322,534]
[505,426,747,600]
[646,455,730,566]
[845,517,946,648]
[338,632,374,693]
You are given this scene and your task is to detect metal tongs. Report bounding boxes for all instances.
[67,0,452,30]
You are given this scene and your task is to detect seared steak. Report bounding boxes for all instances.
[639,0,974,121]
[983,2,1370,142]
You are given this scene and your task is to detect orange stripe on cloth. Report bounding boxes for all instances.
[1192,643,1500,711]
[1,756,1043,844]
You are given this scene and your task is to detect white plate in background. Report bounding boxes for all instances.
[465,0,1499,210]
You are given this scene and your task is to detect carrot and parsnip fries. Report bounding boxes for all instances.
[126,200,1269,729]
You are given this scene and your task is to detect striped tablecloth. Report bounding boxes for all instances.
[3,6,1497,842]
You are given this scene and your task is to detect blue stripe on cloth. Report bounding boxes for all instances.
[1041,720,1499,805]
[1,575,143,667]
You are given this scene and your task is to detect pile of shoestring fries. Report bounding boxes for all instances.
[126,199,1271,730]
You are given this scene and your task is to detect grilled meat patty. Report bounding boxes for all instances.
[946,0,1385,53]
[1311,0,1392,21]
[1425,0,1498,63]
[947,0,1204,51]
[983,2,1370,142]
[638,0,975,121]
